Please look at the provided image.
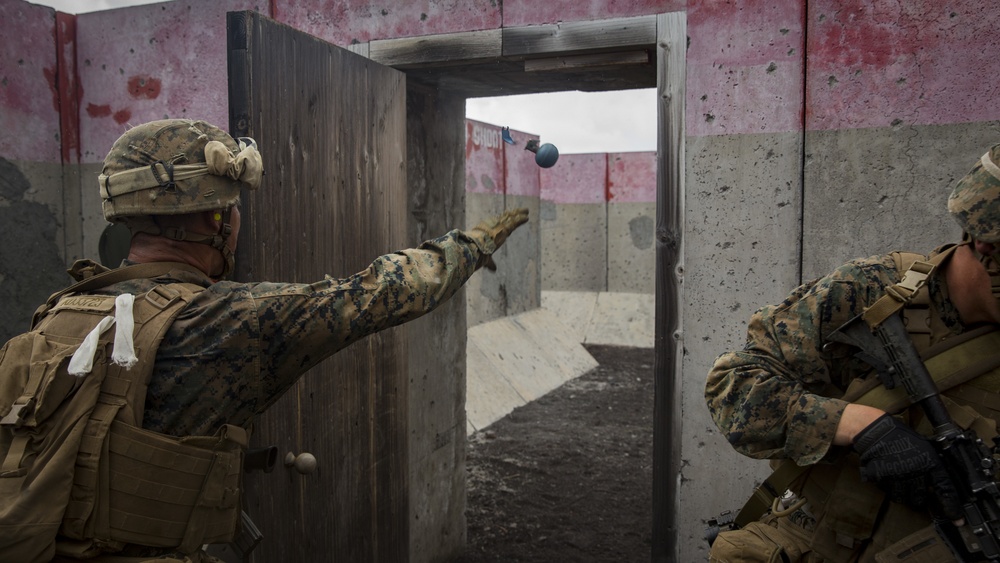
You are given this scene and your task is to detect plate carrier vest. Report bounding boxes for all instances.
[0,262,247,562]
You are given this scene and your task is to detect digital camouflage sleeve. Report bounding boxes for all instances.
[704,253,959,466]
[95,228,494,436]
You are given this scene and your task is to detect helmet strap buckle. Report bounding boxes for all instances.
[152,161,176,189]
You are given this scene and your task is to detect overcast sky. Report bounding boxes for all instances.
[31,0,657,155]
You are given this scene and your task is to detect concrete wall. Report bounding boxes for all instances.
[5,0,1000,562]
[464,119,542,328]
[534,151,658,295]
[682,1,1000,560]
[406,89,471,562]
[0,1,76,342]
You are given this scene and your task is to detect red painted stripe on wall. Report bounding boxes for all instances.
[539,153,607,205]
[0,1,61,162]
[608,152,656,203]
[56,12,79,165]
[686,0,806,137]
[806,0,1000,130]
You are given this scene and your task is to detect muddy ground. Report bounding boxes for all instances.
[456,344,656,562]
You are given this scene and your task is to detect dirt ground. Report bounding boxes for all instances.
[455,344,656,562]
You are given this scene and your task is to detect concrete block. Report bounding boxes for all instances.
[540,153,608,291]
[0,1,60,162]
[504,193,541,315]
[75,0,258,163]
[542,290,654,349]
[540,201,608,291]
[511,308,599,380]
[607,152,656,293]
[466,308,597,434]
[465,192,505,328]
[588,292,655,348]
[607,202,655,293]
[540,290,599,344]
[682,131,803,562]
[465,121,541,327]
[802,125,984,279]
[465,338,525,434]
[686,0,805,137]
[806,0,1000,130]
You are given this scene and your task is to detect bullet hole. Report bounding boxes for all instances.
[700,94,707,101]
[891,118,903,126]
[766,62,777,73]
[421,13,428,21]
[788,48,795,56]
[896,77,906,84]
[828,75,838,87]
[704,113,715,123]
[780,28,789,35]
[381,9,388,15]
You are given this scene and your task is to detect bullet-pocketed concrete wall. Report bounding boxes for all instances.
[0,1,74,343]
[6,1,1000,562]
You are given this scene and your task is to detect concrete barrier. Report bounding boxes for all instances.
[466,290,653,434]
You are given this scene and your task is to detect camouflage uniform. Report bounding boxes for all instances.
[83,228,496,437]
[705,143,1000,561]
[0,119,529,562]
[705,251,963,466]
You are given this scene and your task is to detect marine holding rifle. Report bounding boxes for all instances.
[0,119,529,562]
[706,144,1000,562]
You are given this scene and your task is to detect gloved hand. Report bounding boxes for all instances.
[852,414,963,519]
[470,208,529,271]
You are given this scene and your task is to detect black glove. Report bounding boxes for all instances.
[853,414,962,519]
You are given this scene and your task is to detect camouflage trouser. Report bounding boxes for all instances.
[708,512,956,563]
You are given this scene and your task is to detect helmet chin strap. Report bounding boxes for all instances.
[214,207,236,279]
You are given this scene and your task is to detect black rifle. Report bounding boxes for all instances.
[830,312,1000,561]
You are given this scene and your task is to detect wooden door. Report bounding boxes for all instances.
[227,11,408,562]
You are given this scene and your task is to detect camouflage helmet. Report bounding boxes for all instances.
[948,143,1000,243]
[99,119,262,221]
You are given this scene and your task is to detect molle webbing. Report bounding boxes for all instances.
[0,263,243,560]
[55,281,246,552]
[102,422,245,551]
[733,247,998,532]
[734,325,1000,530]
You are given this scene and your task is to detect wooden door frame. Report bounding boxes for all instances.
[353,12,686,562]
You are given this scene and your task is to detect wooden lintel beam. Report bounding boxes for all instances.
[502,15,657,57]
[368,29,502,67]
[524,50,650,73]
